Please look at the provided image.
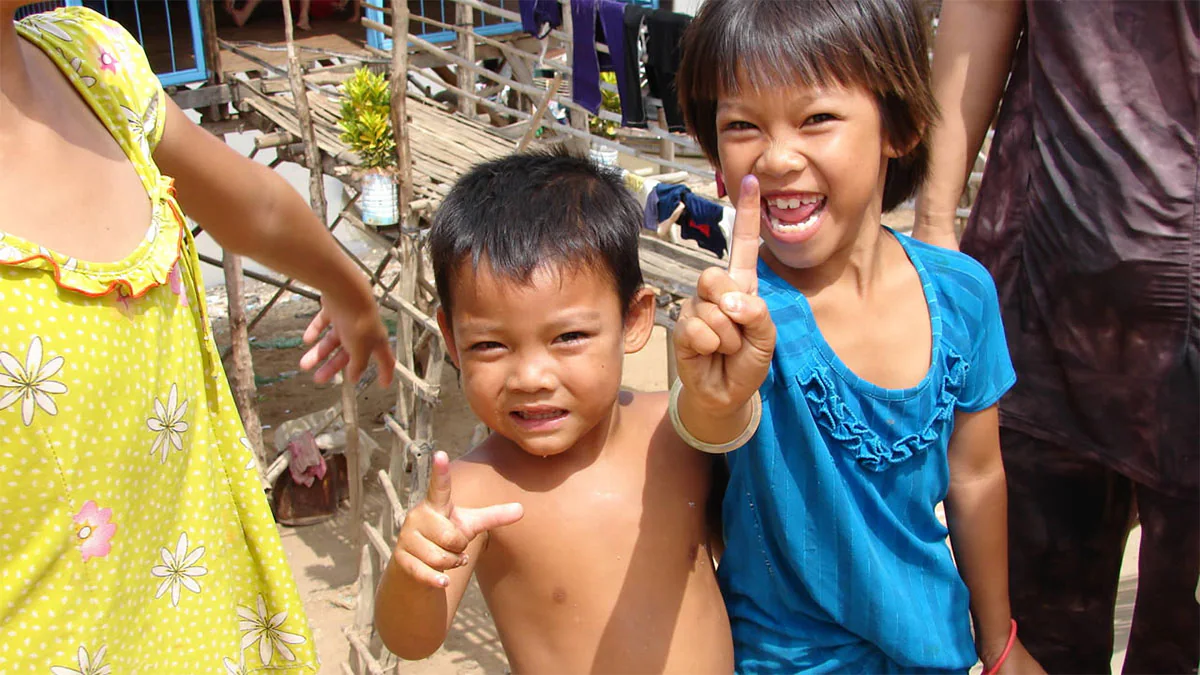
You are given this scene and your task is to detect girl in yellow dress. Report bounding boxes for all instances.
[0,3,395,673]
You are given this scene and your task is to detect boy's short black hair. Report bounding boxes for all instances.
[431,147,644,320]
[677,0,938,212]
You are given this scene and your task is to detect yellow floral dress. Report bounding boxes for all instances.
[0,8,317,674]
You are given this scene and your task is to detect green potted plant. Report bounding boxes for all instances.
[587,72,621,166]
[338,67,399,227]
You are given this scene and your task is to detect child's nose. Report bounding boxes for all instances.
[757,139,807,178]
[508,352,556,392]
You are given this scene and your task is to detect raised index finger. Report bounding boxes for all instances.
[425,451,453,514]
[728,174,761,295]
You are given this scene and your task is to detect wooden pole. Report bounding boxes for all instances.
[341,373,363,546]
[455,1,476,118]
[388,0,421,511]
[198,0,225,125]
[222,251,266,470]
[280,0,328,224]
[657,107,676,175]
[517,72,563,152]
[390,0,411,217]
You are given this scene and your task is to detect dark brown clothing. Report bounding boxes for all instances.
[1002,429,1199,674]
[961,0,1199,498]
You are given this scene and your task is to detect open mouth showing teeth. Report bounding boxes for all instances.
[512,409,566,421]
[764,195,825,234]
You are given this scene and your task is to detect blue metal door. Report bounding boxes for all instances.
[29,0,211,86]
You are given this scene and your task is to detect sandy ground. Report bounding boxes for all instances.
[210,237,1139,674]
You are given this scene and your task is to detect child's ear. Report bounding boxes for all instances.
[884,129,922,159]
[622,288,657,354]
[436,308,462,369]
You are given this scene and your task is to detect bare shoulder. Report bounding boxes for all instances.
[617,390,706,460]
[617,388,670,421]
[447,437,514,509]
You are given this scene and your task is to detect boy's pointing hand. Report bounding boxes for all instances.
[394,451,524,588]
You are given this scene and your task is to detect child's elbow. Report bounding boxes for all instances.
[376,618,446,661]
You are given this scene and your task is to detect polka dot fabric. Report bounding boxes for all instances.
[0,8,317,674]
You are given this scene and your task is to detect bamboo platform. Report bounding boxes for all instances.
[238,79,515,205]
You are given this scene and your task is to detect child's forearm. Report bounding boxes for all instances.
[374,558,454,660]
[207,173,374,308]
[945,467,1014,665]
[913,0,1023,244]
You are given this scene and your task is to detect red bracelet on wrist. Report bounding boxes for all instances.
[982,619,1018,675]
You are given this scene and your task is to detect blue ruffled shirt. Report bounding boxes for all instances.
[719,232,1016,673]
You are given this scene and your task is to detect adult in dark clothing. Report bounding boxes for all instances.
[915,1,1199,673]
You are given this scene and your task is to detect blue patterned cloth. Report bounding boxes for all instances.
[719,231,1016,673]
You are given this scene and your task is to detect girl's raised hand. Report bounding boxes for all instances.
[673,175,776,419]
[300,291,395,388]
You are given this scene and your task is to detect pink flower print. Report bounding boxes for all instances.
[113,290,135,320]
[98,48,118,74]
[168,261,189,307]
[73,500,116,562]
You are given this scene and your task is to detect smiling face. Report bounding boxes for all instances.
[715,81,900,274]
[439,259,653,458]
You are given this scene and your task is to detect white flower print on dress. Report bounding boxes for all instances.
[22,14,75,42]
[222,655,247,675]
[147,383,188,463]
[50,645,110,675]
[68,56,96,88]
[120,93,159,159]
[237,595,306,665]
[0,336,67,426]
[150,532,207,607]
[143,204,161,243]
[240,436,257,471]
[0,233,21,262]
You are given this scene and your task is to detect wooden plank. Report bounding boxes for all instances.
[394,360,441,404]
[170,84,231,111]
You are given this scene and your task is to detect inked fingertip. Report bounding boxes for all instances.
[741,174,759,194]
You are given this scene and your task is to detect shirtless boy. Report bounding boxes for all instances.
[374,148,734,673]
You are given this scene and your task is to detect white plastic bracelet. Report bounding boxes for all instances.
[668,379,762,454]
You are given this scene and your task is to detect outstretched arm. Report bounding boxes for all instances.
[913,0,1024,250]
[945,406,1042,674]
[153,98,394,385]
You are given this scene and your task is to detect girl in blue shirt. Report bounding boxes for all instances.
[667,1,1044,672]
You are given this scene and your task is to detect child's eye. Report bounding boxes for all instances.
[554,331,589,344]
[722,120,757,132]
[469,341,504,352]
[806,113,836,125]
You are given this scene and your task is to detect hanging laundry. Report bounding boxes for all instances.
[645,9,690,132]
[619,3,652,128]
[643,187,660,232]
[654,182,691,224]
[597,0,628,116]
[652,182,731,258]
[570,0,602,113]
[682,191,729,258]
[519,0,562,39]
